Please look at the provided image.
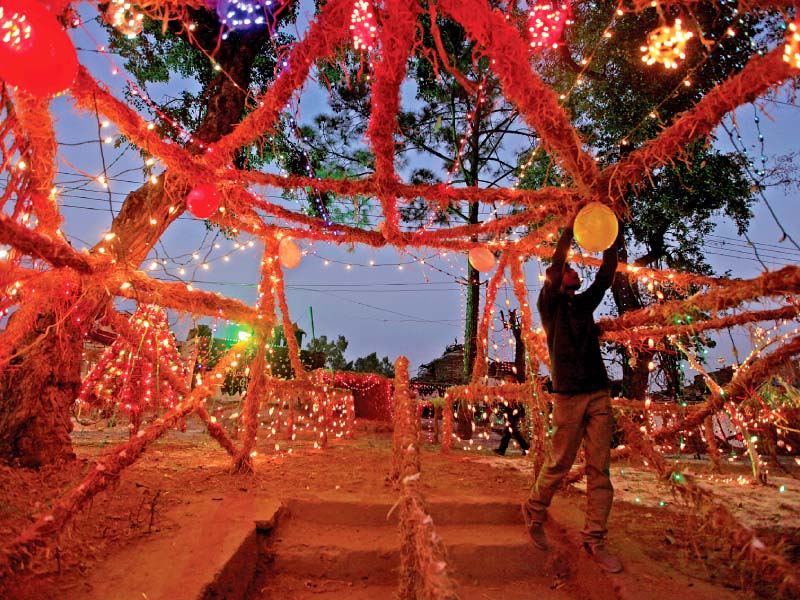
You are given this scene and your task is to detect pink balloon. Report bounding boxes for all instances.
[186,185,221,219]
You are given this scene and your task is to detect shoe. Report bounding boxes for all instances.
[583,542,623,573]
[493,449,505,456]
[527,523,549,551]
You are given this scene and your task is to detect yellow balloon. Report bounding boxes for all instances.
[573,203,618,252]
[468,247,496,272]
[278,237,302,269]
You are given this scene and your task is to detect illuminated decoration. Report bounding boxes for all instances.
[2,0,800,590]
[528,2,573,50]
[215,0,281,38]
[468,246,496,272]
[37,1,72,14]
[641,19,694,70]
[76,304,188,436]
[186,184,221,218]
[573,202,618,252]
[101,0,145,37]
[350,0,377,52]
[0,0,78,97]
[278,236,301,269]
[783,21,800,70]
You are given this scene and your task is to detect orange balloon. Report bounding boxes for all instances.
[278,238,301,269]
[573,203,618,252]
[468,247,496,272]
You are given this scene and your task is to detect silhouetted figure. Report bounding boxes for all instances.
[521,214,623,574]
[494,401,530,456]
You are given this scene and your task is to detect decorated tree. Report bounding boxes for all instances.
[302,3,538,384]
[517,1,791,398]
[0,1,297,466]
[76,304,188,435]
[0,2,799,590]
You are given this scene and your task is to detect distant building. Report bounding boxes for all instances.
[412,342,520,398]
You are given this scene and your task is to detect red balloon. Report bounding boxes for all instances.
[37,0,72,15]
[0,0,79,98]
[186,185,221,219]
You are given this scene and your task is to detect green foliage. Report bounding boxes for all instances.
[627,145,754,273]
[520,1,779,275]
[305,335,350,371]
[348,352,395,378]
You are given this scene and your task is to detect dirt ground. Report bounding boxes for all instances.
[1,416,798,599]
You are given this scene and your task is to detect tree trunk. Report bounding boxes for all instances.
[458,185,480,441]
[610,238,652,400]
[0,313,83,467]
[511,310,526,383]
[0,23,272,466]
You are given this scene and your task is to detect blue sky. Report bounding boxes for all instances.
[43,2,800,378]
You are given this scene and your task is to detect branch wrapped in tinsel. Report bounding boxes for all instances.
[0,337,249,576]
[234,169,577,211]
[471,255,508,383]
[70,67,201,178]
[600,43,794,201]
[509,257,548,370]
[365,0,422,242]
[654,334,800,441]
[0,213,91,273]
[213,0,353,158]
[110,267,258,324]
[393,356,460,600]
[616,411,800,598]
[234,248,279,473]
[439,0,601,193]
[391,356,419,485]
[446,382,536,406]
[601,304,800,347]
[268,236,307,381]
[13,94,61,234]
[600,266,800,334]
[509,257,550,475]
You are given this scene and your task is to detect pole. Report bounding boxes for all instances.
[309,306,316,340]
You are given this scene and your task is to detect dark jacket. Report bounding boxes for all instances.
[537,227,617,394]
[499,401,524,424]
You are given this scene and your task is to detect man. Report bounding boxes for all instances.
[493,400,530,456]
[522,213,622,573]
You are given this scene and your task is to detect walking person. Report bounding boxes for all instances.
[522,213,623,573]
[493,400,530,456]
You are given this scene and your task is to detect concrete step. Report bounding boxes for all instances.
[269,514,547,584]
[256,573,572,599]
[256,574,396,599]
[284,497,526,526]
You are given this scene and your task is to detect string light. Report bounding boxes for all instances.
[216,0,281,39]
[350,0,377,52]
[102,0,145,38]
[783,21,800,70]
[528,2,573,50]
[76,304,188,434]
[641,19,694,70]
